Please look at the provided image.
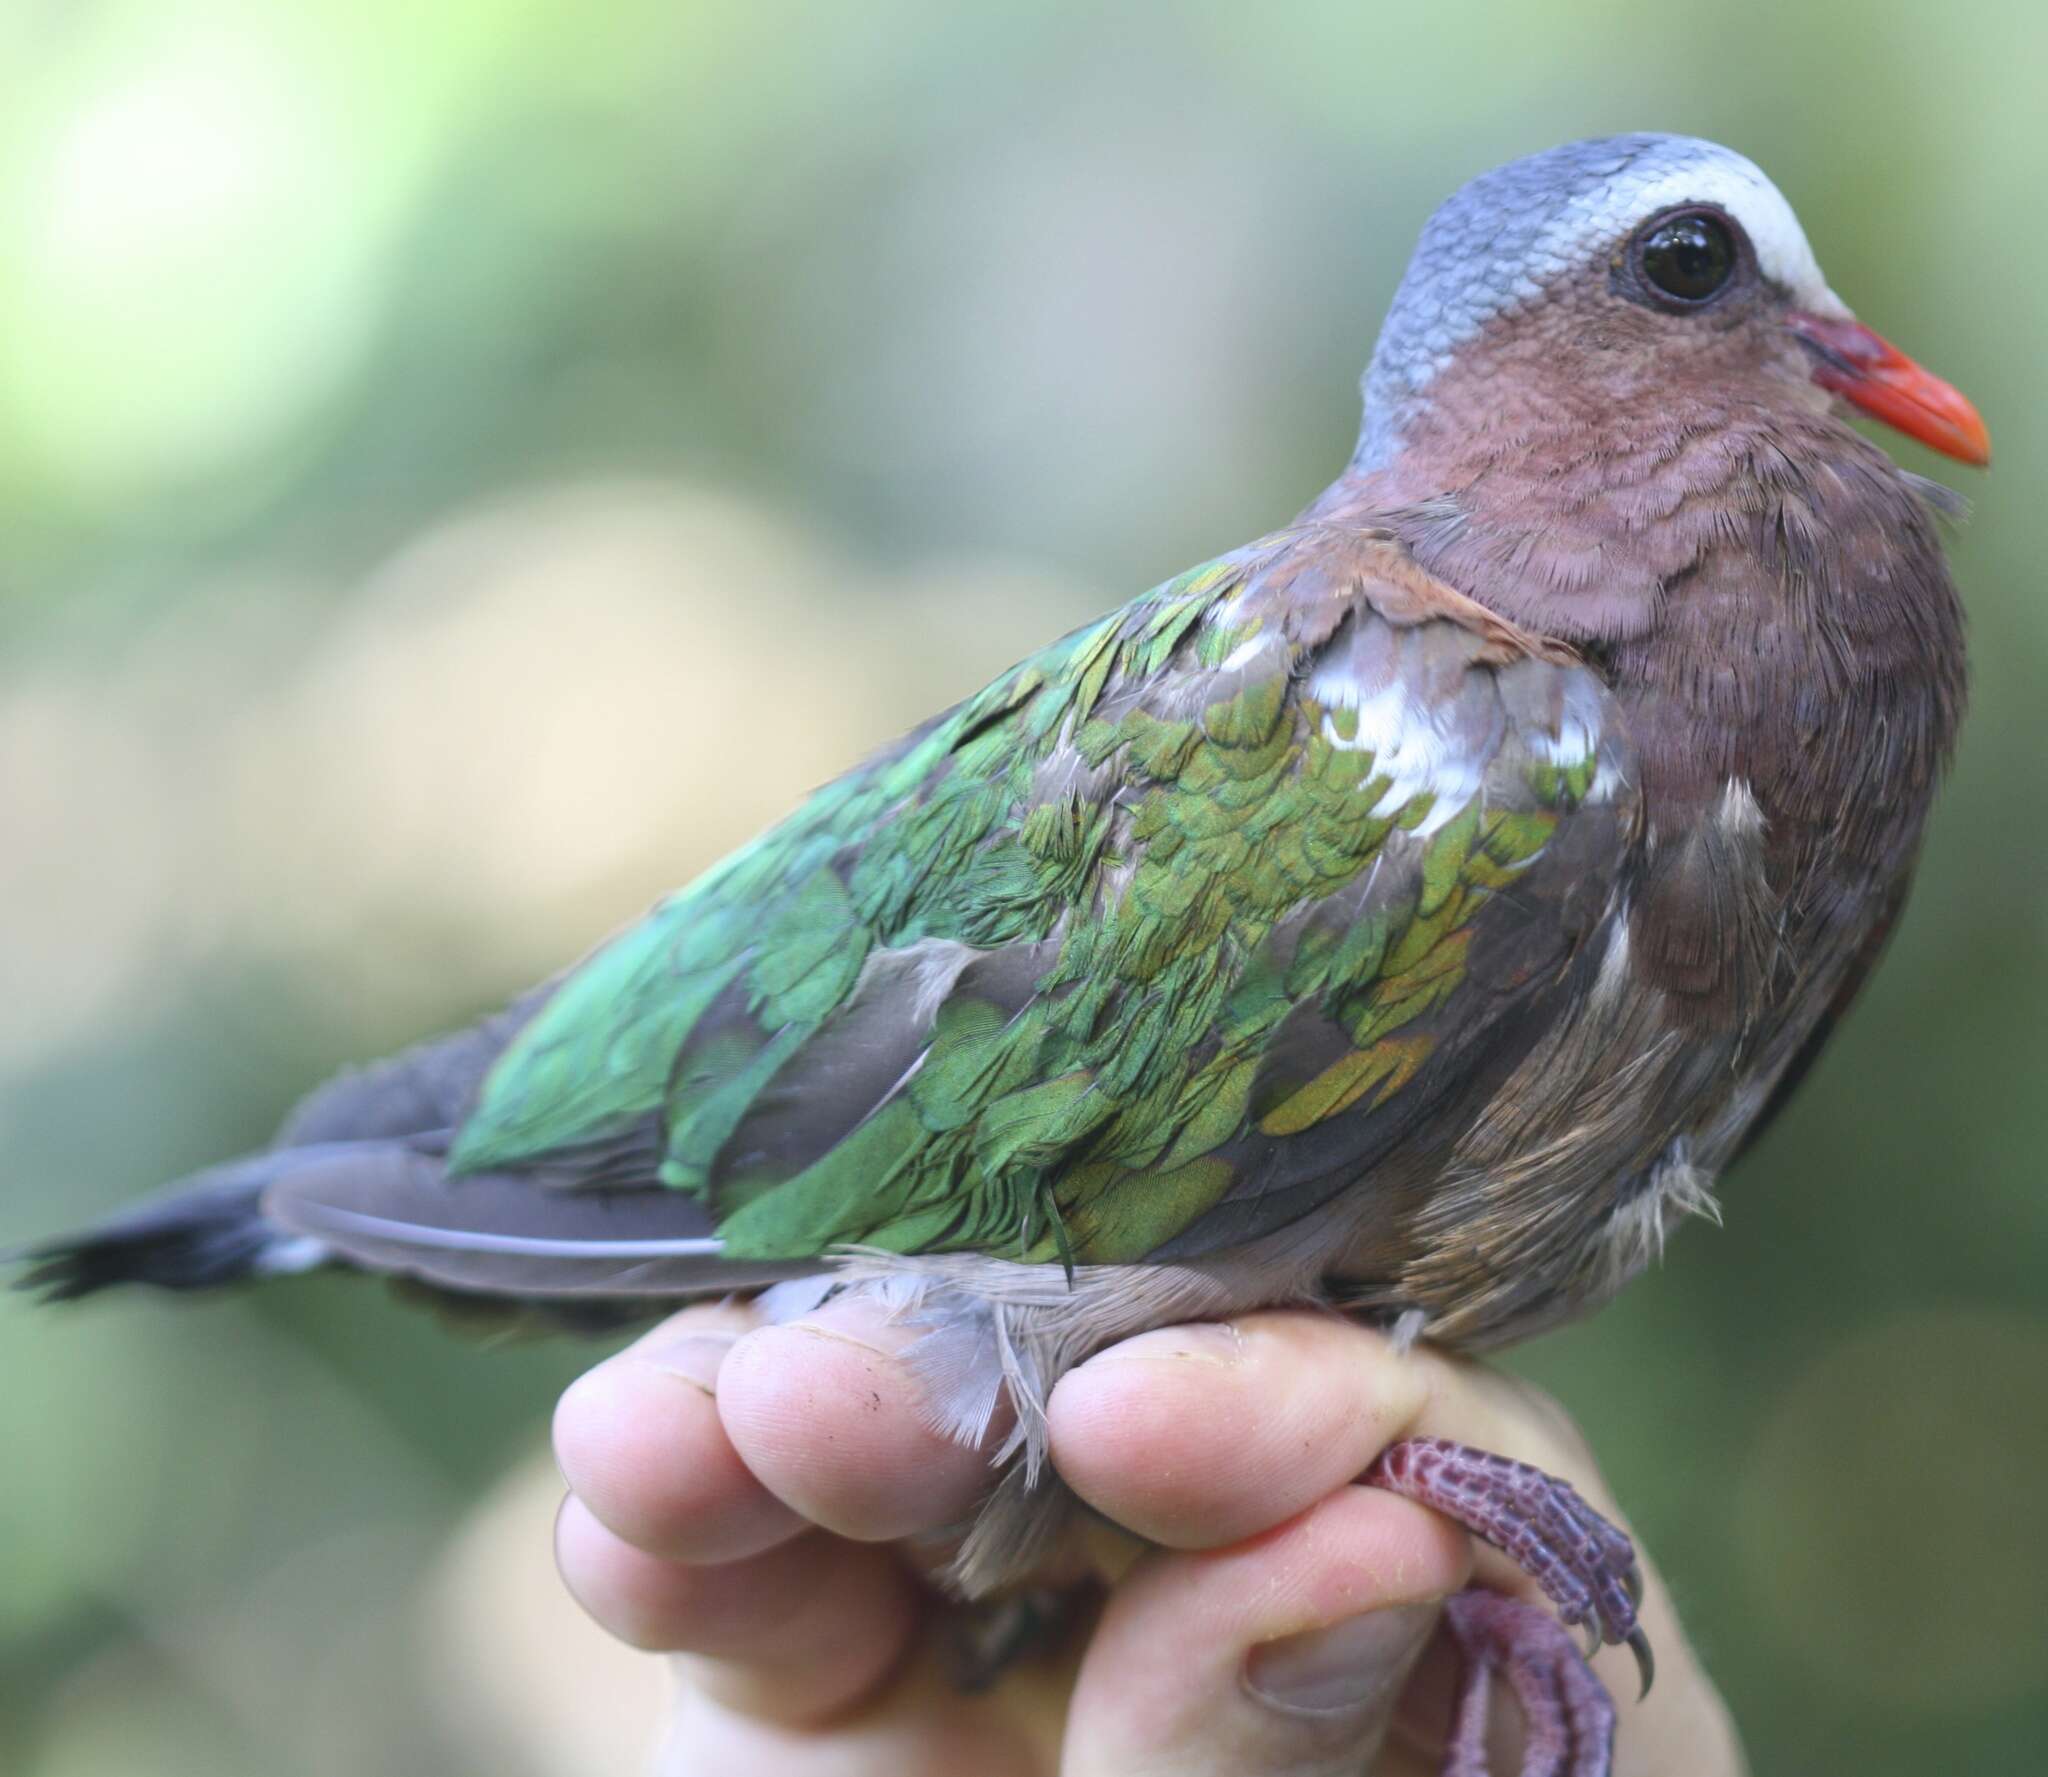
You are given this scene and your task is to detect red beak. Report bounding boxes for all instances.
[1785,311,1990,466]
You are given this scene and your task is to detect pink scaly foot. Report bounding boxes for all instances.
[1365,1436,1649,1777]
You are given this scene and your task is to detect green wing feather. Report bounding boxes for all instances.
[449,529,1627,1266]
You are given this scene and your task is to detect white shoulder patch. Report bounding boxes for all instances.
[1526,672,1605,770]
[1309,664,1484,837]
[1310,653,1619,834]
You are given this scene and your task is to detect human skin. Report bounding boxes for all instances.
[552,1303,1748,1776]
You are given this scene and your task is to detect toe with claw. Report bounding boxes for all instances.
[1363,1436,1651,1777]
[1440,1589,1619,1777]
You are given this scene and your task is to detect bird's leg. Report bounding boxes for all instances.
[938,1584,1100,1693]
[1364,1436,1648,1777]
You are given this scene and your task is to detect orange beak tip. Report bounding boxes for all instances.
[1785,311,1991,468]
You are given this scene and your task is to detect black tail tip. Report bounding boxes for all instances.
[6,1172,289,1304]
[6,1239,141,1303]
[6,1224,272,1303]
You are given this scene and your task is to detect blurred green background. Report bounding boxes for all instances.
[3,2,2044,1772]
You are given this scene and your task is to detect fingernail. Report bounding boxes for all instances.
[1244,1602,1438,1717]
[638,1332,739,1395]
[1083,1320,1246,1368]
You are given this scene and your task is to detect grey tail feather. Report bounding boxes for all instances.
[11,1140,812,1310]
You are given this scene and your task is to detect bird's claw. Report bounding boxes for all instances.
[1626,1626,1655,1700]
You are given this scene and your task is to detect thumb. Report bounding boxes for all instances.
[1061,1486,1467,1777]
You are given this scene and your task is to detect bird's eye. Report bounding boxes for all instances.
[1636,211,1736,305]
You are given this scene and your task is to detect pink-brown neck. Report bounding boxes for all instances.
[1308,307,1967,917]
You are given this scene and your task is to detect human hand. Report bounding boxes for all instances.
[552,1302,1746,1775]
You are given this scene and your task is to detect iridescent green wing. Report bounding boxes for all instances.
[450,526,1635,1266]
[444,548,1246,1179]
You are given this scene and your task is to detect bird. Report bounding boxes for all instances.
[14,133,1988,1777]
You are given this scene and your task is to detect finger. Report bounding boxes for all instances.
[1046,1312,1434,1548]
[714,1299,1001,1541]
[554,1496,920,1723]
[553,1302,805,1564]
[1063,1485,1471,1777]
[1047,1310,1633,1552]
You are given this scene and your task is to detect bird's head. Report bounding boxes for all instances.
[1356,134,1989,474]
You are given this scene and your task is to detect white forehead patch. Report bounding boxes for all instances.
[1357,134,1848,469]
[1541,147,1843,318]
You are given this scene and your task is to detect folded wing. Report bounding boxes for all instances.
[276,525,1637,1292]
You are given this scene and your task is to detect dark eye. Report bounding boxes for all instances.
[1636,211,1736,305]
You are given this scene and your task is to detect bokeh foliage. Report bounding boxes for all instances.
[3,3,2044,1772]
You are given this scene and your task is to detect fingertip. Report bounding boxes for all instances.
[553,1335,803,1564]
[714,1306,997,1542]
[1048,1311,1432,1548]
